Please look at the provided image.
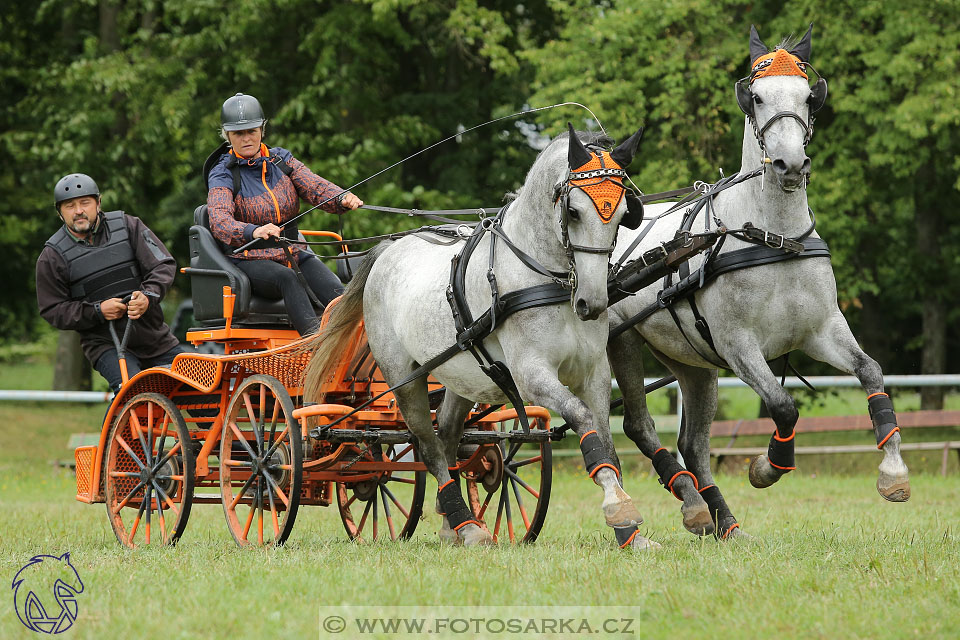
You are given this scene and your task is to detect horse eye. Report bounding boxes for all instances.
[568,207,581,221]
[753,94,763,105]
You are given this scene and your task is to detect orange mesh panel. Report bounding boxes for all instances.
[570,151,626,223]
[75,446,95,497]
[239,350,313,388]
[172,357,220,389]
[751,49,807,82]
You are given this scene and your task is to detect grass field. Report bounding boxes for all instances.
[1,396,959,639]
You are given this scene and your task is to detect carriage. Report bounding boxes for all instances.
[71,206,554,548]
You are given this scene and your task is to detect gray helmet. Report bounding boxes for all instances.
[221,93,266,131]
[54,173,100,207]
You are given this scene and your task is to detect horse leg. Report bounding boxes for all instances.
[387,374,492,546]
[518,360,651,550]
[721,344,800,489]
[608,333,712,537]
[802,314,910,502]
[666,359,744,539]
[434,391,478,543]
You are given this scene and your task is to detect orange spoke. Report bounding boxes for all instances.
[386,476,416,485]
[224,460,251,467]
[230,475,257,510]
[391,444,414,461]
[115,434,147,470]
[241,504,255,541]
[511,455,542,468]
[477,487,496,520]
[262,426,291,459]
[113,481,146,513]
[229,421,257,458]
[381,485,410,519]
[155,441,183,469]
[505,468,540,499]
[381,490,396,540]
[242,392,261,451]
[510,479,531,529]
[358,499,372,532]
[264,474,289,508]
[110,471,140,478]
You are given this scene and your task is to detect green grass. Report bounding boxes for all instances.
[1,402,959,639]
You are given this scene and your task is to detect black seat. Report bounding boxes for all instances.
[187,205,294,326]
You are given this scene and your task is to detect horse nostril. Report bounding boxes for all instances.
[772,159,788,175]
[801,157,811,176]
[575,298,589,318]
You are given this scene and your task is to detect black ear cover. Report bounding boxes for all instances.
[621,191,644,229]
[736,79,754,116]
[809,77,828,113]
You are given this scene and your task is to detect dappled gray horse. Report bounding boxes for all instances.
[304,127,656,548]
[608,25,909,541]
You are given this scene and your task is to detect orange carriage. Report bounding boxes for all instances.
[71,208,553,548]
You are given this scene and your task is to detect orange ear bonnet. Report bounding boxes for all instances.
[569,151,627,223]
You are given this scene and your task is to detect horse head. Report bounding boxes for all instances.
[737,24,828,192]
[12,553,84,633]
[549,124,643,320]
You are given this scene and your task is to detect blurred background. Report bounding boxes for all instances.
[1,0,958,408]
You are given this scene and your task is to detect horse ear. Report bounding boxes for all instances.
[567,122,592,169]
[790,23,813,62]
[736,79,754,116]
[749,24,769,66]
[610,127,644,169]
[59,552,71,562]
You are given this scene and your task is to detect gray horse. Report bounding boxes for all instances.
[304,127,656,548]
[607,25,910,541]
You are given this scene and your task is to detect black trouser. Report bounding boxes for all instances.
[235,254,344,335]
[95,344,186,394]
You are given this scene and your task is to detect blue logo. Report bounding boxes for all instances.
[11,553,84,634]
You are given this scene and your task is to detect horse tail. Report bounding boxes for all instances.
[302,242,390,402]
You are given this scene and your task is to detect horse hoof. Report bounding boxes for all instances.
[603,487,644,528]
[877,475,911,502]
[681,503,715,536]
[460,524,494,547]
[748,454,783,489]
[438,526,460,545]
[721,525,751,541]
[628,535,661,551]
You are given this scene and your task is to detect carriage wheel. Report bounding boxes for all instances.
[104,393,195,548]
[462,417,552,544]
[220,375,303,547]
[336,442,426,542]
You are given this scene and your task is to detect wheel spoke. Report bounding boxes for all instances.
[510,478,531,530]
[503,480,515,543]
[390,444,414,461]
[264,475,280,540]
[146,401,155,466]
[509,454,542,469]
[144,485,153,544]
[476,485,496,520]
[109,471,141,478]
[113,480,146,514]
[372,490,379,540]
[155,413,171,465]
[493,483,507,543]
[229,474,258,510]
[130,408,152,467]
[505,467,540,499]
[150,481,168,542]
[115,434,147,470]
[380,483,410,519]
[151,480,181,519]
[263,471,290,508]
[241,499,256,542]
[154,441,183,470]
[262,426,291,459]
[242,391,262,455]
[257,477,264,546]
[267,395,280,445]
[385,475,416,485]
[380,487,396,540]
[127,497,146,546]
[224,459,252,467]
[357,498,373,533]
[229,421,257,458]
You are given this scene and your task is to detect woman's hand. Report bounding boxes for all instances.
[253,223,282,240]
[339,192,364,211]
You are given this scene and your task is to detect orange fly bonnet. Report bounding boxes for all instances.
[750,48,808,83]
[568,151,628,224]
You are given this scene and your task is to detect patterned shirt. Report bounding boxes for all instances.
[206,144,347,262]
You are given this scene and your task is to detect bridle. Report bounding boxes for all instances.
[736,57,828,157]
[552,147,644,294]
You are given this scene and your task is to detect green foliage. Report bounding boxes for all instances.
[2,0,957,375]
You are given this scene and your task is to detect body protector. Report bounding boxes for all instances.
[45,210,142,302]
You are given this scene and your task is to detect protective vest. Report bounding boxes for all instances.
[45,210,142,301]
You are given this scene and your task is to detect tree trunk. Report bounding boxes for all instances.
[99,0,121,53]
[915,162,945,410]
[53,331,91,391]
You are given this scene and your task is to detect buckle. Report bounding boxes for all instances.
[764,231,785,249]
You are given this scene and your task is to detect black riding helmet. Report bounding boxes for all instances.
[221,93,266,131]
[54,173,100,209]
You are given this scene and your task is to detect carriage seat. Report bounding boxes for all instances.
[188,205,300,326]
